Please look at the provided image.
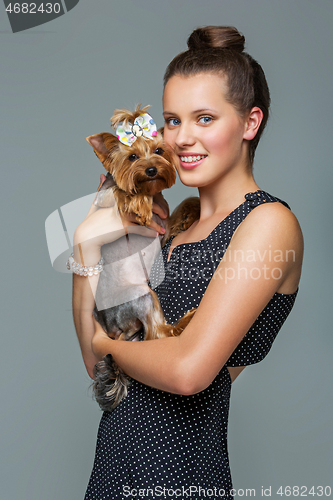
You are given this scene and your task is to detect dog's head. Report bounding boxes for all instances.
[86,105,177,196]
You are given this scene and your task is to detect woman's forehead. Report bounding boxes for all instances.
[163,73,229,112]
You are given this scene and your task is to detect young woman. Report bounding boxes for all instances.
[73,26,303,499]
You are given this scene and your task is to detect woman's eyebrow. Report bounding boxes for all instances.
[163,108,217,117]
[191,108,217,114]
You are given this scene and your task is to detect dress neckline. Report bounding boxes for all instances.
[164,189,299,297]
[166,190,265,264]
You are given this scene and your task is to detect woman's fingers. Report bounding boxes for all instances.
[151,193,169,234]
[153,192,169,218]
[152,201,168,220]
[123,213,165,236]
[120,213,161,237]
[126,225,159,238]
[146,218,166,235]
[99,174,107,187]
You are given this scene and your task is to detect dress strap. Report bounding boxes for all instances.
[244,190,291,210]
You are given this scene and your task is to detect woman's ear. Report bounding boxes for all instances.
[243,107,263,141]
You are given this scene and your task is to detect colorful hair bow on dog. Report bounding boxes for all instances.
[116,113,157,146]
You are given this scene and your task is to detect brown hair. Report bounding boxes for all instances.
[163,26,270,165]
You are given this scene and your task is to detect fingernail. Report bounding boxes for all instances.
[161,228,166,234]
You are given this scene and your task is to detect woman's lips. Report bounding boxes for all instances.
[178,154,207,170]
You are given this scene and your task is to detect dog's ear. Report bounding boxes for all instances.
[157,127,164,137]
[86,133,119,164]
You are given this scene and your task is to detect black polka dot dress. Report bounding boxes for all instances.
[84,191,299,500]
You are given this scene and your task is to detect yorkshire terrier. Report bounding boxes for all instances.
[86,105,200,412]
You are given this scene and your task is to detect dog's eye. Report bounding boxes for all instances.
[128,154,139,162]
[154,148,164,155]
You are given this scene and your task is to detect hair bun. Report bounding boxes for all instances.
[187,26,245,53]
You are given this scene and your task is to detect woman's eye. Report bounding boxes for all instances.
[154,148,164,155]
[167,118,181,126]
[129,154,139,161]
[199,116,213,124]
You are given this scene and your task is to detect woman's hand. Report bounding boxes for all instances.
[73,174,169,265]
[152,191,170,221]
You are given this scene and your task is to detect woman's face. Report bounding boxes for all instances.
[163,73,248,188]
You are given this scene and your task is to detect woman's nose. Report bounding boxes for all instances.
[174,124,196,148]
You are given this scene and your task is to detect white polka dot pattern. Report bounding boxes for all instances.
[84,191,298,500]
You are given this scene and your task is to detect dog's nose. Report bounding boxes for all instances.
[145,167,157,178]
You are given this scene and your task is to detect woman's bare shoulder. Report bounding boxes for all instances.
[234,199,303,245]
[229,200,303,294]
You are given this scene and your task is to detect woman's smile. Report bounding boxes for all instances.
[178,153,208,169]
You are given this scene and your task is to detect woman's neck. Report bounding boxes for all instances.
[197,168,260,221]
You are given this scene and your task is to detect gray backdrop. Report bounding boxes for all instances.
[1,1,332,499]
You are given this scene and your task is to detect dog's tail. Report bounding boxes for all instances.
[91,354,131,412]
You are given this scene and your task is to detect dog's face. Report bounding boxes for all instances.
[86,130,177,196]
[110,131,176,196]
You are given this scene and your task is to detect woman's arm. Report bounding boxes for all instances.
[92,202,304,394]
[73,273,100,379]
[72,187,169,379]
